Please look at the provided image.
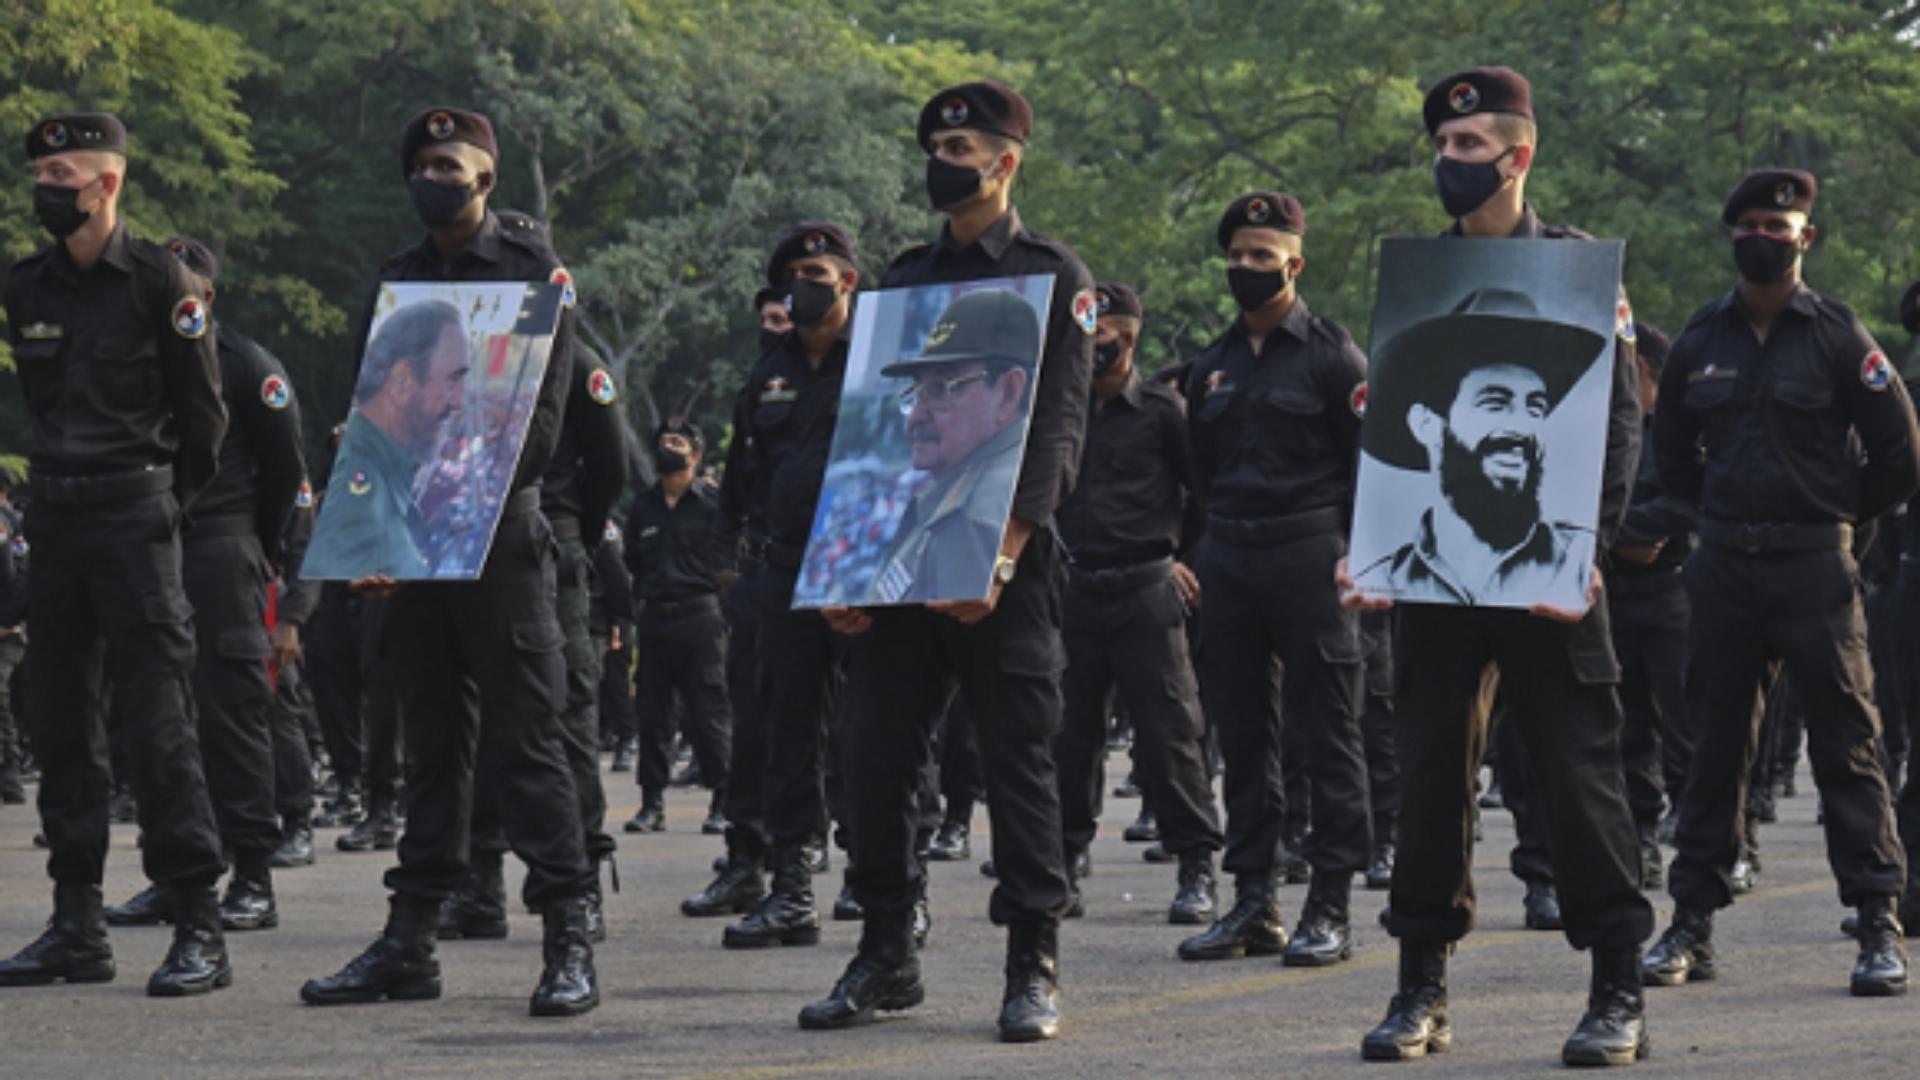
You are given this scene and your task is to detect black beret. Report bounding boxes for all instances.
[753,286,785,310]
[1633,321,1670,375]
[1217,192,1306,249]
[765,221,856,286]
[1900,281,1920,336]
[917,80,1033,152]
[1423,67,1533,137]
[164,236,220,282]
[656,416,705,454]
[1721,168,1817,226]
[1095,283,1142,321]
[26,113,126,159]
[399,107,498,179]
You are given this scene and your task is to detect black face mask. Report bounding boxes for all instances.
[409,174,475,229]
[786,277,839,327]
[1434,147,1513,219]
[926,156,985,211]
[757,328,785,353]
[1094,341,1126,375]
[1732,233,1798,285]
[33,182,92,238]
[1227,266,1288,312]
[654,447,689,475]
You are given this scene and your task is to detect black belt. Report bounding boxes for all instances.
[642,593,719,621]
[547,514,582,543]
[1068,556,1172,596]
[32,465,173,506]
[501,487,541,519]
[1698,518,1851,554]
[185,513,254,541]
[1206,506,1343,547]
[765,539,806,572]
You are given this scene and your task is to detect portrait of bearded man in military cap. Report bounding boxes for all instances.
[1349,238,1624,610]
[791,275,1056,607]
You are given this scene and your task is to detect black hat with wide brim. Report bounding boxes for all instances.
[1364,287,1607,471]
[880,287,1042,377]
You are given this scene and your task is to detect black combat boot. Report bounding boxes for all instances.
[1365,844,1395,891]
[1638,825,1664,891]
[148,886,232,996]
[529,896,600,1016]
[1177,875,1286,961]
[928,819,971,861]
[105,883,174,927]
[301,894,443,1005]
[1123,809,1158,843]
[336,796,398,852]
[218,859,279,931]
[1563,946,1649,1066]
[997,920,1062,1043]
[833,880,864,921]
[0,883,116,986]
[624,792,665,833]
[1361,941,1450,1060]
[0,760,24,804]
[1851,895,1910,996]
[724,846,821,948]
[1641,907,1713,987]
[313,782,364,828]
[1063,848,1087,919]
[701,789,729,835]
[1283,870,1355,967]
[1523,880,1565,930]
[798,912,923,1030]
[437,852,509,940]
[1168,849,1217,925]
[610,741,632,772]
[682,852,766,917]
[270,822,316,868]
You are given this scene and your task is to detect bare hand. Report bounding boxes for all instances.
[608,624,623,652]
[268,622,303,676]
[821,606,873,635]
[1530,565,1603,624]
[1611,541,1664,565]
[1335,557,1394,612]
[349,574,400,599]
[1171,562,1202,609]
[927,583,1002,626]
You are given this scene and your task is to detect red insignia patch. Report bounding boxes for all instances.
[1862,351,1894,392]
[1350,382,1368,419]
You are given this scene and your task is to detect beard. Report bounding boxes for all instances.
[1438,427,1543,552]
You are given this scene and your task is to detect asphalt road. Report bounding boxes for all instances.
[2,754,1918,1079]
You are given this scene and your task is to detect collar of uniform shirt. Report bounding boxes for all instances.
[1720,283,1818,323]
[50,220,136,279]
[410,209,506,268]
[933,208,1021,261]
[1447,202,1541,239]
[1231,294,1314,348]
[1102,370,1145,411]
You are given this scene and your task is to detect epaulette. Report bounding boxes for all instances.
[1137,378,1184,411]
[495,209,549,236]
[1539,222,1596,241]
[886,244,935,273]
[1009,228,1075,265]
[1309,314,1355,351]
[1679,295,1728,336]
[377,244,416,273]
[1807,291,1858,329]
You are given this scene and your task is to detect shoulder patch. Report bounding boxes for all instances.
[9,534,25,558]
[171,296,209,340]
[1071,288,1098,335]
[1350,381,1368,419]
[260,374,291,411]
[603,520,622,544]
[587,367,617,405]
[348,470,372,497]
[294,480,314,509]
[550,266,577,310]
[1862,350,1894,392]
[1615,295,1635,342]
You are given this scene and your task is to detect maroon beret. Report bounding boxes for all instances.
[1095,282,1142,321]
[917,80,1033,152]
[164,236,220,282]
[399,107,498,179]
[1423,67,1534,137]
[1721,168,1818,226]
[765,221,857,286]
[1217,192,1306,249]
[27,113,126,159]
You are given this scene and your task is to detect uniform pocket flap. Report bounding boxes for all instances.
[510,618,566,654]
[216,625,271,660]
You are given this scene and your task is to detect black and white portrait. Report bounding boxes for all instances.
[1348,238,1624,610]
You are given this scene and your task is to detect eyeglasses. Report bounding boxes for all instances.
[897,370,992,415]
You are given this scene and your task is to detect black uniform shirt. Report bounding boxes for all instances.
[1655,285,1920,527]
[625,480,725,602]
[190,324,306,561]
[590,522,633,632]
[361,209,574,494]
[541,347,629,548]
[1609,413,1695,579]
[882,209,1095,526]
[716,329,848,560]
[1446,205,1643,547]
[3,221,226,504]
[1056,372,1194,569]
[1184,297,1366,525]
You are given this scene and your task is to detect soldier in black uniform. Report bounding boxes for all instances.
[103,238,306,934]
[1340,69,1654,1066]
[1605,321,1695,891]
[593,521,637,771]
[270,479,322,869]
[0,113,233,996]
[1052,282,1222,924]
[801,79,1091,1043]
[625,417,733,834]
[1891,282,1920,927]
[439,340,629,942]
[0,471,26,806]
[301,107,598,1017]
[1178,193,1371,970]
[1644,168,1919,997]
[701,223,860,948]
